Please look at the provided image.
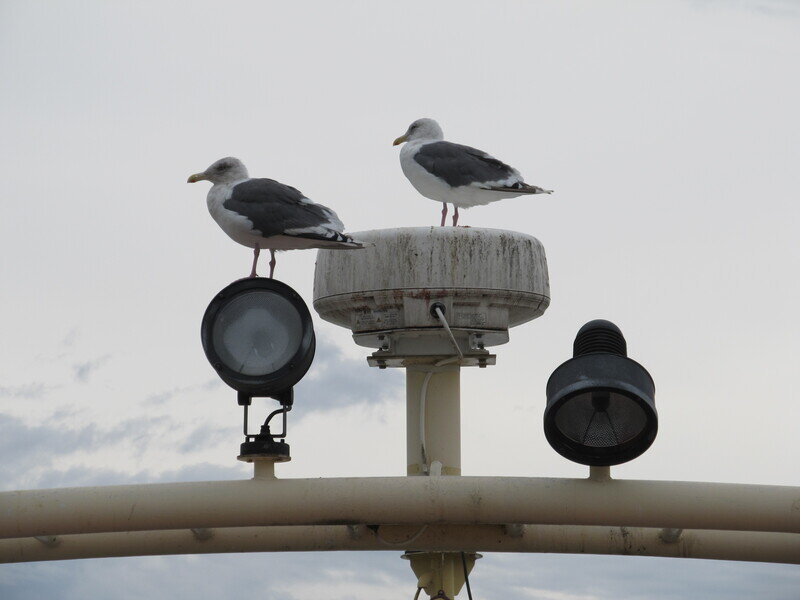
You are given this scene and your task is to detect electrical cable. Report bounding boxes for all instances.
[433,306,463,360]
[373,524,429,546]
[419,357,460,474]
[419,370,434,472]
[413,587,422,600]
[419,306,463,475]
[461,552,474,600]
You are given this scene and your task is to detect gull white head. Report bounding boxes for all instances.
[393,118,444,146]
[187,157,249,185]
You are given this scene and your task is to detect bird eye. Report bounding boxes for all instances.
[217,163,230,170]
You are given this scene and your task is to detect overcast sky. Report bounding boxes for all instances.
[1,0,799,598]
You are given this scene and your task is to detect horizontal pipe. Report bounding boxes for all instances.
[1,476,799,540]
[1,525,798,564]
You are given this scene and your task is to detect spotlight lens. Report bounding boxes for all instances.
[552,390,648,448]
[212,291,303,376]
[201,277,316,396]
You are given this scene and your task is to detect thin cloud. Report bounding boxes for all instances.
[0,413,172,490]
[72,354,111,383]
[690,0,800,17]
[0,382,51,399]
[294,342,403,413]
[177,424,238,453]
[517,588,602,600]
[0,414,103,490]
[31,461,250,489]
[145,379,221,405]
[60,328,78,348]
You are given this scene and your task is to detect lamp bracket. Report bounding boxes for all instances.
[239,388,294,460]
[237,388,294,407]
[238,397,293,461]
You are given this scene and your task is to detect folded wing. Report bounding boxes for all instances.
[224,178,359,245]
[413,141,522,189]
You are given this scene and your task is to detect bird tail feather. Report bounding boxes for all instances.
[293,230,367,249]
[487,183,553,194]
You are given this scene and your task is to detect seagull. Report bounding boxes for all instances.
[188,157,363,278]
[393,118,553,226]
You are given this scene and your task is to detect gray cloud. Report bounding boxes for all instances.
[72,354,111,383]
[177,423,238,454]
[32,328,81,362]
[151,461,250,482]
[0,413,174,491]
[294,342,403,413]
[25,460,250,491]
[0,383,51,399]
[30,465,150,489]
[0,414,104,490]
[0,552,408,600]
[60,328,78,348]
[0,348,376,490]
[145,379,221,405]
[495,554,800,600]
[2,551,799,600]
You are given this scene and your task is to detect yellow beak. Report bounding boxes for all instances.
[187,172,207,183]
[392,134,408,146]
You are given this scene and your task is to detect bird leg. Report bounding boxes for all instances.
[249,244,260,278]
[452,206,459,227]
[268,249,276,279]
[440,203,448,227]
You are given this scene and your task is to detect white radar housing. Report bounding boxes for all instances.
[313,227,550,367]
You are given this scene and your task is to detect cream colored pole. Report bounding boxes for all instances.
[406,361,463,598]
[406,365,461,476]
[1,525,797,564]
[2,477,800,539]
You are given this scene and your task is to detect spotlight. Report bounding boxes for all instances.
[544,320,657,466]
[201,278,316,400]
[201,278,316,460]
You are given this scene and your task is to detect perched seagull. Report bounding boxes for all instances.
[188,157,363,278]
[393,118,553,226]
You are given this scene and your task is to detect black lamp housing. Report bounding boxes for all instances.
[201,277,316,401]
[544,320,657,466]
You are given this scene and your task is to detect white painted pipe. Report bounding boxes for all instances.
[0,525,797,564]
[2,477,799,540]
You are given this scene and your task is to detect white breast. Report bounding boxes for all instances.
[206,183,262,249]
[400,141,450,202]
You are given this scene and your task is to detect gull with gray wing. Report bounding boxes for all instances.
[393,118,553,226]
[188,157,363,278]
